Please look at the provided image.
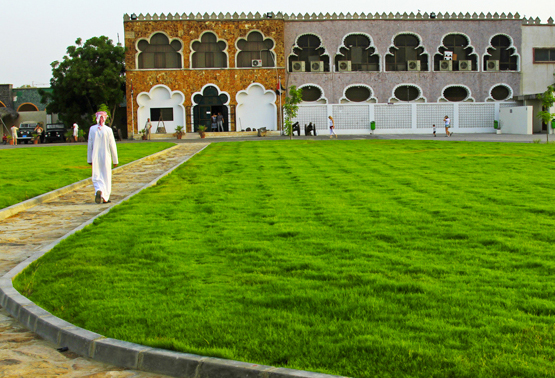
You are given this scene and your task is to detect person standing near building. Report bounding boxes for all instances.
[88,111,118,204]
[329,116,337,138]
[10,124,18,145]
[145,118,152,140]
[432,124,436,137]
[444,115,452,137]
[216,112,224,132]
[73,123,79,142]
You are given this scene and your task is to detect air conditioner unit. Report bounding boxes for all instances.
[292,61,305,72]
[486,60,500,71]
[251,59,263,67]
[338,60,351,72]
[440,60,452,71]
[311,61,324,72]
[459,60,472,71]
[407,60,421,71]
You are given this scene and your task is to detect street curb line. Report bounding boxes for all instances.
[0,144,180,222]
[0,143,349,378]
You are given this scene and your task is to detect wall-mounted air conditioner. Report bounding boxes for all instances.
[311,61,324,72]
[292,61,305,72]
[440,60,452,71]
[251,59,263,67]
[459,60,472,71]
[338,60,351,72]
[407,60,421,71]
[486,60,500,71]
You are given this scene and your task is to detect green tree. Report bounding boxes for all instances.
[283,86,303,140]
[536,85,555,143]
[40,36,125,131]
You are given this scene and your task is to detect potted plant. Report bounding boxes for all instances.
[31,132,40,144]
[198,125,207,139]
[7,135,13,145]
[139,129,146,140]
[174,125,185,139]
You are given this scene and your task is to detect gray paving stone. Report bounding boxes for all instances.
[58,326,104,358]
[139,348,204,377]
[17,303,52,331]
[92,338,152,369]
[197,357,274,378]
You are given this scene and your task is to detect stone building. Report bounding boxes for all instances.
[123,11,555,136]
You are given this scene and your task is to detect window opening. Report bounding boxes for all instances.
[491,85,511,101]
[434,34,477,71]
[335,35,379,71]
[237,31,275,67]
[386,34,428,71]
[301,86,323,102]
[192,32,227,68]
[484,35,518,71]
[394,85,420,101]
[289,34,329,72]
[138,33,182,69]
[345,86,372,102]
[534,48,555,63]
[443,86,469,102]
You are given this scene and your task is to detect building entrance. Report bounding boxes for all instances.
[193,86,229,132]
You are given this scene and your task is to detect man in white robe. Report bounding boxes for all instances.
[87,111,118,204]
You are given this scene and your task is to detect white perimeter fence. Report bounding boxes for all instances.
[292,102,519,135]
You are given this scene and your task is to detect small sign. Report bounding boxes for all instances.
[444,51,453,61]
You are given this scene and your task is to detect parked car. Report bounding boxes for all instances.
[17,122,37,144]
[45,123,66,143]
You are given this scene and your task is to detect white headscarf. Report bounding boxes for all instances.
[96,112,108,126]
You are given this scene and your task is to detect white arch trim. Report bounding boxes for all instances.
[135,31,184,70]
[137,84,186,134]
[236,83,277,131]
[335,32,381,70]
[191,83,231,106]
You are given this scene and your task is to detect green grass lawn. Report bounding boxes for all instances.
[13,140,555,378]
[0,142,175,209]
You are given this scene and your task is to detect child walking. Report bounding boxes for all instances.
[432,124,436,137]
[329,116,337,138]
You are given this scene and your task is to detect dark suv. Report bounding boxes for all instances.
[45,123,66,143]
[17,122,37,144]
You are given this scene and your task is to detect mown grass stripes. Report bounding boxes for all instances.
[14,140,555,378]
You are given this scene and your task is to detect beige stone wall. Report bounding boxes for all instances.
[124,20,286,135]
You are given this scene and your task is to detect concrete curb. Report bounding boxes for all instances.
[0,143,348,378]
[0,144,180,222]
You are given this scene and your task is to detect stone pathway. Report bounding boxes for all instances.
[0,143,208,377]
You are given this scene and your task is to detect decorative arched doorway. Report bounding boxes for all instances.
[192,85,230,132]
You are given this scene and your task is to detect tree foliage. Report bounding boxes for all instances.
[283,86,303,139]
[40,36,125,130]
[536,85,555,143]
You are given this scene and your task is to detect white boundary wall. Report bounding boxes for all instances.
[293,102,520,135]
[499,106,533,135]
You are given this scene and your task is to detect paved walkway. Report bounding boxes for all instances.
[0,144,208,377]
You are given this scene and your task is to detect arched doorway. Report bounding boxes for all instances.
[192,85,229,132]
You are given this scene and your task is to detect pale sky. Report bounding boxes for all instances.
[2,0,550,88]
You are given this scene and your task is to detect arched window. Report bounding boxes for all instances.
[192,32,227,69]
[237,31,275,68]
[137,33,182,69]
[300,86,323,102]
[17,103,39,112]
[289,34,329,72]
[434,34,477,71]
[443,86,470,102]
[490,85,512,101]
[345,86,372,102]
[335,34,379,71]
[394,85,421,102]
[386,34,428,71]
[484,35,518,71]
